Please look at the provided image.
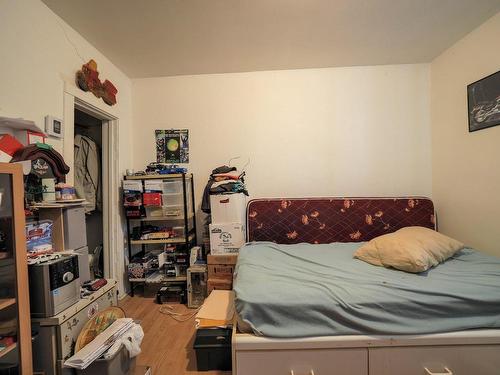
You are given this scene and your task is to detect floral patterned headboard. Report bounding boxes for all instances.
[247,197,436,244]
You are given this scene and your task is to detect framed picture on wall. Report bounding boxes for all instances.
[155,129,189,163]
[467,70,500,132]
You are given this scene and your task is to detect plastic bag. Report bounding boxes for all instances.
[103,323,144,359]
[121,323,144,358]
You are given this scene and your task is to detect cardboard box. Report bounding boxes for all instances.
[123,192,142,207]
[143,192,162,206]
[207,278,232,294]
[144,180,163,192]
[123,180,143,192]
[209,223,245,254]
[207,254,238,265]
[210,193,247,224]
[208,264,234,280]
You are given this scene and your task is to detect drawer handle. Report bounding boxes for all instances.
[290,371,315,375]
[424,367,452,375]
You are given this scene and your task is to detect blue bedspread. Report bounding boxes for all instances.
[233,242,500,338]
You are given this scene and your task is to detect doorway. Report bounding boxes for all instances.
[74,108,104,278]
[63,87,121,293]
[71,97,119,285]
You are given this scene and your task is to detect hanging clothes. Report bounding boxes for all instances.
[74,134,101,212]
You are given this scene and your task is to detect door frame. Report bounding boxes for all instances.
[63,89,119,282]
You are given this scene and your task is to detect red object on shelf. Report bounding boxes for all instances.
[15,130,46,146]
[0,336,16,348]
[0,134,23,162]
[125,207,142,217]
[143,192,162,207]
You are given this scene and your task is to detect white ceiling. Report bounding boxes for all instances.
[42,0,500,78]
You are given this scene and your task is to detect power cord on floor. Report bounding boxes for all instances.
[159,305,201,322]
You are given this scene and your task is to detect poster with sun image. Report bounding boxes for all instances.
[155,129,189,163]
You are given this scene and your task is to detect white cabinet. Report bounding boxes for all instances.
[236,348,368,375]
[369,345,500,375]
[233,330,500,375]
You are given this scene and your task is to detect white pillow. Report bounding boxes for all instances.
[353,226,464,273]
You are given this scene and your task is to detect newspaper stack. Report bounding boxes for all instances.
[64,318,134,370]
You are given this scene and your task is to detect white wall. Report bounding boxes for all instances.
[133,64,432,217]
[431,12,500,256]
[0,0,134,294]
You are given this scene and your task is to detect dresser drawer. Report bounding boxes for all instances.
[236,348,368,375]
[369,345,500,375]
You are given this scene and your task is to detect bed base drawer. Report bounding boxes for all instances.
[236,348,368,375]
[369,345,500,375]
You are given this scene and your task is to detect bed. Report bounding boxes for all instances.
[231,197,500,375]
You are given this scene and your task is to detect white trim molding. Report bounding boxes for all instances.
[63,83,121,289]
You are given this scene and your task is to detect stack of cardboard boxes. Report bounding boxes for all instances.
[207,253,238,293]
[208,193,247,293]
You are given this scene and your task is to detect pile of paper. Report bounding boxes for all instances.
[0,116,42,132]
[64,318,134,370]
[195,290,235,329]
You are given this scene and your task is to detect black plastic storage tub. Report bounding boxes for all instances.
[193,328,232,371]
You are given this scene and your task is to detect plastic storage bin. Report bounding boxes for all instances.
[170,222,194,239]
[162,178,191,194]
[162,205,193,219]
[76,345,136,375]
[145,206,164,217]
[162,193,183,207]
[193,328,232,371]
[162,194,192,211]
[161,178,193,219]
[162,205,183,217]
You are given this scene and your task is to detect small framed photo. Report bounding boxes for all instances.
[45,115,64,138]
[467,70,500,132]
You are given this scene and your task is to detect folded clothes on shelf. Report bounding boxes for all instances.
[201,165,249,213]
[209,180,247,195]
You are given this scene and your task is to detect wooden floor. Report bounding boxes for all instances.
[120,296,231,375]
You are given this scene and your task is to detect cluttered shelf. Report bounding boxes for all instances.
[29,199,88,209]
[124,170,197,297]
[129,275,187,283]
[124,173,191,180]
[130,233,195,245]
[127,213,194,221]
[1,121,149,373]
[0,342,17,358]
[0,298,16,311]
